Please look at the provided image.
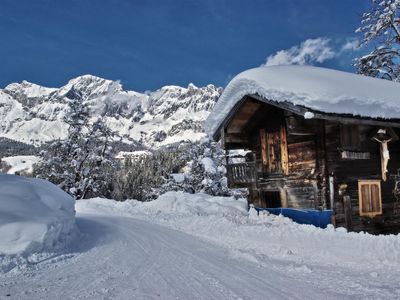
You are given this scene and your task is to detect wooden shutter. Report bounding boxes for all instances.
[370,184,381,212]
[358,180,382,217]
[340,125,360,150]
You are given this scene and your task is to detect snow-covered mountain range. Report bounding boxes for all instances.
[0,75,222,148]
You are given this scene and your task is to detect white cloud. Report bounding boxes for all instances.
[264,38,335,67]
[263,37,361,67]
[340,39,359,52]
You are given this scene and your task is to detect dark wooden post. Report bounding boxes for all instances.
[343,195,352,231]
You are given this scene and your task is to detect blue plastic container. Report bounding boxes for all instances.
[255,207,333,229]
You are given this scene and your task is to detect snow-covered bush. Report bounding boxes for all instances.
[131,139,243,200]
[167,138,232,197]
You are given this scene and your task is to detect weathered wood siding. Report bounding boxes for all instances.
[223,96,400,233]
[325,122,400,234]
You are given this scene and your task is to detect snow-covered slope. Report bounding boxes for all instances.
[0,75,222,147]
[0,155,40,175]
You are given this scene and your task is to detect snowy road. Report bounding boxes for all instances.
[1,213,399,299]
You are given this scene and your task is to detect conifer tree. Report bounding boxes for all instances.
[35,97,116,199]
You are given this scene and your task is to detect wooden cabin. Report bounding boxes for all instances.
[207,65,400,234]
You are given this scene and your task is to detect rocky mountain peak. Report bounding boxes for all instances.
[58,74,123,100]
[0,75,223,148]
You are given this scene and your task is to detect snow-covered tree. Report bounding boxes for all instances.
[81,117,116,198]
[356,0,400,81]
[182,139,231,196]
[154,139,236,198]
[35,97,116,199]
[111,147,188,201]
[111,139,237,201]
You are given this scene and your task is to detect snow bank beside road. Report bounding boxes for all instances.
[77,192,400,272]
[141,192,248,216]
[0,175,78,259]
[77,192,247,217]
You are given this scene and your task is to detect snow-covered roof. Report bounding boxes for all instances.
[205,65,400,137]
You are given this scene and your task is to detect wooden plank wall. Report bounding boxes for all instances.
[325,121,400,234]
[252,114,325,209]
[224,98,400,233]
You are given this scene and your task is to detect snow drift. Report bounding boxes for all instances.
[77,191,248,217]
[206,65,400,137]
[138,191,248,216]
[0,175,78,257]
[77,192,400,271]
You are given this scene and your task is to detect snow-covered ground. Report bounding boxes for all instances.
[0,155,40,174]
[1,191,400,299]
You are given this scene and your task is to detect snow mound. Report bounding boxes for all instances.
[140,191,248,216]
[206,65,400,137]
[77,192,248,218]
[77,193,400,271]
[0,175,78,258]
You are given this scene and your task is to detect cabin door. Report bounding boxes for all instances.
[260,126,289,175]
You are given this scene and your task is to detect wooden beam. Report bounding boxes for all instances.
[225,133,248,144]
[280,126,289,175]
[212,96,247,140]
[227,100,261,133]
[343,195,353,231]
[260,129,268,166]
[213,93,400,141]
[250,94,400,128]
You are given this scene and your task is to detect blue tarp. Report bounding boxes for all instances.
[255,207,333,229]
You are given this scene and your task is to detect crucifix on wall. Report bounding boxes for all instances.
[372,128,398,181]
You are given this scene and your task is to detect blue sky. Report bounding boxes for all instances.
[0,0,371,91]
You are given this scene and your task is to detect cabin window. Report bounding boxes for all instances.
[340,125,360,150]
[358,180,382,217]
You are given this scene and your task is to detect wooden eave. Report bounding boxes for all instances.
[212,93,400,140]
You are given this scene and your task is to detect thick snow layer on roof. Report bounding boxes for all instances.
[205,65,400,137]
[0,175,78,258]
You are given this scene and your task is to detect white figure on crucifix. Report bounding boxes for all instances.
[373,129,393,181]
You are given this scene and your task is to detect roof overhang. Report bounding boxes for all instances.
[212,93,400,141]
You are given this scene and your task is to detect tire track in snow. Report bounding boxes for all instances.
[0,214,380,299]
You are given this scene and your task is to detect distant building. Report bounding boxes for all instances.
[115,151,153,163]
